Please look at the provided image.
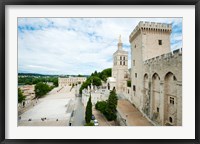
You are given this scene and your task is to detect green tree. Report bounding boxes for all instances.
[108,90,118,109]
[52,78,58,87]
[94,89,118,121]
[33,78,40,84]
[95,101,107,113]
[79,80,90,94]
[104,107,116,121]
[89,76,102,86]
[77,74,83,77]
[18,88,26,103]
[35,82,52,98]
[104,90,118,121]
[18,75,59,86]
[85,95,92,124]
[91,70,98,77]
[79,68,111,94]
[99,68,112,82]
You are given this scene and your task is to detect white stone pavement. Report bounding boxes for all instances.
[18,86,75,126]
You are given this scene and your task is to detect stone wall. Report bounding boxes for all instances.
[130,49,182,126]
[142,50,182,126]
[129,21,182,126]
[82,89,109,107]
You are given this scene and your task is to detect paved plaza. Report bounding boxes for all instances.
[18,85,153,126]
[18,86,75,126]
[117,99,153,126]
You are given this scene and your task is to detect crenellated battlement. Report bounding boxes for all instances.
[138,21,172,30]
[129,21,172,42]
[143,48,182,65]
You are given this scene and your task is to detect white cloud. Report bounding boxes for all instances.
[18,18,182,75]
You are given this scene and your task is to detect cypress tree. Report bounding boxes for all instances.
[85,95,92,123]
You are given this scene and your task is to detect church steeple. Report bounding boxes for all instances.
[118,35,123,50]
[119,35,122,43]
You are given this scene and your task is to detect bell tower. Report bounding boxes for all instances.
[112,35,129,93]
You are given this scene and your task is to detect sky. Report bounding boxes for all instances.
[18,18,182,75]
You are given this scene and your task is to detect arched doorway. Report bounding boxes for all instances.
[143,74,150,116]
[164,72,177,126]
[152,73,161,124]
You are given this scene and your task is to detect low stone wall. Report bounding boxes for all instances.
[116,110,127,126]
[82,88,110,107]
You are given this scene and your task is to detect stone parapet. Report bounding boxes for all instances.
[143,48,182,65]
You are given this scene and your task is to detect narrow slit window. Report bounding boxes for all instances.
[133,85,136,91]
[157,107,159,112]
[158,40,162,45]
[133,60,135,66]
[169,117,173,123]
[170,97,175,105]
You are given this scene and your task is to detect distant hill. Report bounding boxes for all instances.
[18,73,89,77]
[18,73,58,77]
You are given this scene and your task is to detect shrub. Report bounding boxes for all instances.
[95,101,107,113]
[104,90,118,121]
[95,90,118,121]
[85,122,94,126]
[104,106,117,121]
